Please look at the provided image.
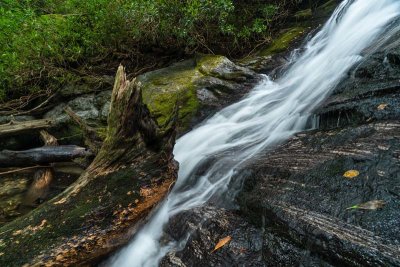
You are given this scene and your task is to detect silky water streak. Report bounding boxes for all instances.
[110,0,400,266]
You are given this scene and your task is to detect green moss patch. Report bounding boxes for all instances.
[139,55,234,131]
[259,27,306,57]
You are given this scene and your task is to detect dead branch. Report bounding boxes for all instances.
[0,119,56,138]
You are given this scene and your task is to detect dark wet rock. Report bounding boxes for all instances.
[317,30,400,130]
[161,206,332,267]
[161,206,264,267]
[237,121,400,266]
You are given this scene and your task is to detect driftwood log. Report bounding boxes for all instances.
[0,65,177,266]
[0,119,55,138]
[0,146,92,167]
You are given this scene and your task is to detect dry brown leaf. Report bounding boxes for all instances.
[377,103,388,110]
[212,236,232,252]
[343,170,359,179]
[347,200,386,210]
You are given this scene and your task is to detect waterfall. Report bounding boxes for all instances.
[109,0,400,266]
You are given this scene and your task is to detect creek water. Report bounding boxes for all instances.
[109,0,400,266]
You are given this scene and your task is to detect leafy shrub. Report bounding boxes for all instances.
[0,0,299,101]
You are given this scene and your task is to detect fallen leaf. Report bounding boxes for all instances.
[212,236,232,252]
[377,103,388,110]
[347,200,386,210]
[343,170,359,179]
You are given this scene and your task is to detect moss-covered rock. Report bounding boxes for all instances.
[259,27,307,57]
[137,55,258,133]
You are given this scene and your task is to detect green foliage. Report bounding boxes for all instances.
[0,0,295,101]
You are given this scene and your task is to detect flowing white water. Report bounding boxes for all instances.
[110,0,400,266]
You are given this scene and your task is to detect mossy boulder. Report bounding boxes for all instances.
[137,55,258,133]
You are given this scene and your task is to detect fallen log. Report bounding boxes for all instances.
[0,65,177,266]
[0,119,55,138]
[0,145,92,167]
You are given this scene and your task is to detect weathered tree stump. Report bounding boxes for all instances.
[0,66,178,266]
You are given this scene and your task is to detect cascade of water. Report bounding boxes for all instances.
[109,1,400,266]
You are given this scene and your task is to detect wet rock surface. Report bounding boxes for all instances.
[238,121,400,266]
[317,30,400,130]
[161,207,264,267]
[161,206,332,267]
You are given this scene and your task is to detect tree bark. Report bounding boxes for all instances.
[0,65,177,266]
